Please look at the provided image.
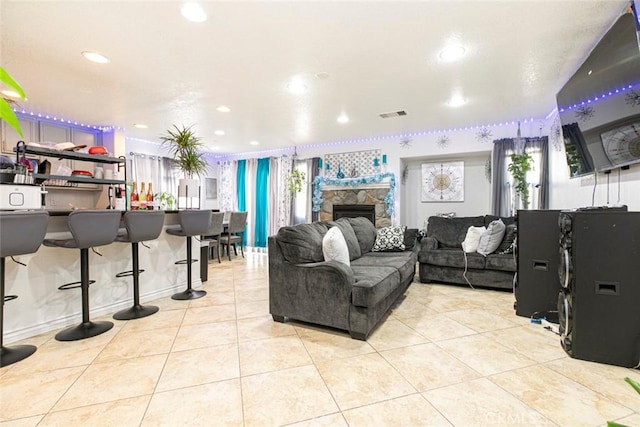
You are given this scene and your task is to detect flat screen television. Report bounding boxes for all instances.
[556,6,640,177]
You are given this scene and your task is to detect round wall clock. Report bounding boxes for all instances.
[421,161,464,202]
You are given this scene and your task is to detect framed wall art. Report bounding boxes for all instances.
[421,161,464,202]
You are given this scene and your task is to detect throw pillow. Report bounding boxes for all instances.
[461,226,486,253]
[477,219,506,256]
[497,224,517,254]
[403,228,419,250]
[322,226,350,266]
[372,225,407,252]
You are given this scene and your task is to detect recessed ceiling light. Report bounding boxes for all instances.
[1,90,20,98]
[249,140,260,146]
[181,2,207,23]
[337,113,349,124]
[214,130,225,136]
[216,105,231,113]
[315,71,330,80]
[287,77,308,95]
[438,45,466,62]
[133,123,148,129]
[447,94,466,107]
[81,51,110,64]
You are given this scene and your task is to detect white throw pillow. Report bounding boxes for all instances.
[322,226,350,265]
[461,226,486,253]
[477,219,506,256]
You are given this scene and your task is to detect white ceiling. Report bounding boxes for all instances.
[0,1,630,156]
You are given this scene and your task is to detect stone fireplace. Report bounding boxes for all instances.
[319,187,391,228]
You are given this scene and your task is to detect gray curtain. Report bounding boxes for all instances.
[491,139,515,216]
[311,157,321,222]
[528,136,549,210]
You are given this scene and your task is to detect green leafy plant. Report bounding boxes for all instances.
[607,377,640,427]
[288,169,306,194]
[507,152,533,209]
[160,124,208,179]
[154,192,176,210]
[0,67,27,137]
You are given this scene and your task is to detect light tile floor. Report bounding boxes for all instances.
[1,253,639,426]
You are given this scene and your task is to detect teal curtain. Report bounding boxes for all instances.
[236,160,247,244]
[254,158,270,247]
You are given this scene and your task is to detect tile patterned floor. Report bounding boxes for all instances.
[1,253,639,426]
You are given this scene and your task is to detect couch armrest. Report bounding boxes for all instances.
[420,236,438,251]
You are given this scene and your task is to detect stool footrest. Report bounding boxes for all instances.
[175,259,198,265]
[58,280,95,291]
[115,269,145,278]
[55,320,114,341]
[1,344,37,367]
[3,295,17,302]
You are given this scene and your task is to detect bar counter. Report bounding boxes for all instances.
[4,209,203,344]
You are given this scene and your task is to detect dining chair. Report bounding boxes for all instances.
[220,211,248,260]
[204,212,225,263]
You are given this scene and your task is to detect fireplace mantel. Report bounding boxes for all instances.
[312,172,396,216]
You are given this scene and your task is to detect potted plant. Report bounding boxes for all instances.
[160,124,208,199]
[507,152,533,209]
[0,67,27,137]
[155,191,176,210]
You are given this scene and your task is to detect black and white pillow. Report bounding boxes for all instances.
[372,225,407,252]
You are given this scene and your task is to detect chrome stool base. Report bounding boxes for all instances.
[55,320,114,342]
[113,304,159,320]
[0,344,37,368]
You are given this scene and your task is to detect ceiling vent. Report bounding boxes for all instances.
[379,110,407,119]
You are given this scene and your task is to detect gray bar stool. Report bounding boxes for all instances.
[43,210,121,341]
[113,210,165,320]
[0,211,49,367]
[166,210,211,300]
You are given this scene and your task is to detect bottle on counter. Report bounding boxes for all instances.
[139,182,148,210]
[130,182,139,210]
[147,182,154,210]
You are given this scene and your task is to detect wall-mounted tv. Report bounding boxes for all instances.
[556,6,640,178]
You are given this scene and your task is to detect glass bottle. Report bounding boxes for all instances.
[147,182,154,210]
[130,182,139,210]
[139,182,147,210]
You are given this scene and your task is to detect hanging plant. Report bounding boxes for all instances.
[507,152,533,209]
[287,169,306,194]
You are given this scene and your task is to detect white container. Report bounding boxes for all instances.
[94,166,104,179]
[0,184,45,210]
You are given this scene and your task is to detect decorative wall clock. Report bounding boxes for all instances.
[421,161,464,202]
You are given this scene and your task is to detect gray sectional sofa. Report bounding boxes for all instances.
[418,215,516,290]
[269,217,418,340]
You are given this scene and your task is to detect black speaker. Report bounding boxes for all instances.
[515,210,561,318]
[558,210,640,368]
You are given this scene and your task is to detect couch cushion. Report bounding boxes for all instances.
[353,251,417,284]
[276,222,329,263]
[485,253,517,272]
[418,248,486,269]
[484,215,515,227]
[322,226,350,266]
[404,228,419,251]
[497,224,517,254]
[426,216,485,248]
[477,219,506,256]
[347,217,377,254]
[350,266,400,308]
[328,218,361,260]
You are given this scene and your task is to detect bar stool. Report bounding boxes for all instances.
[0,211,49,367]
[204,212,225,263]
[43,210,121,341]
[113,210,165,320]
[166,209,211,300]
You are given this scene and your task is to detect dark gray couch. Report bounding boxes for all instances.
[269,217,418,340]
[418,215,516,290]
